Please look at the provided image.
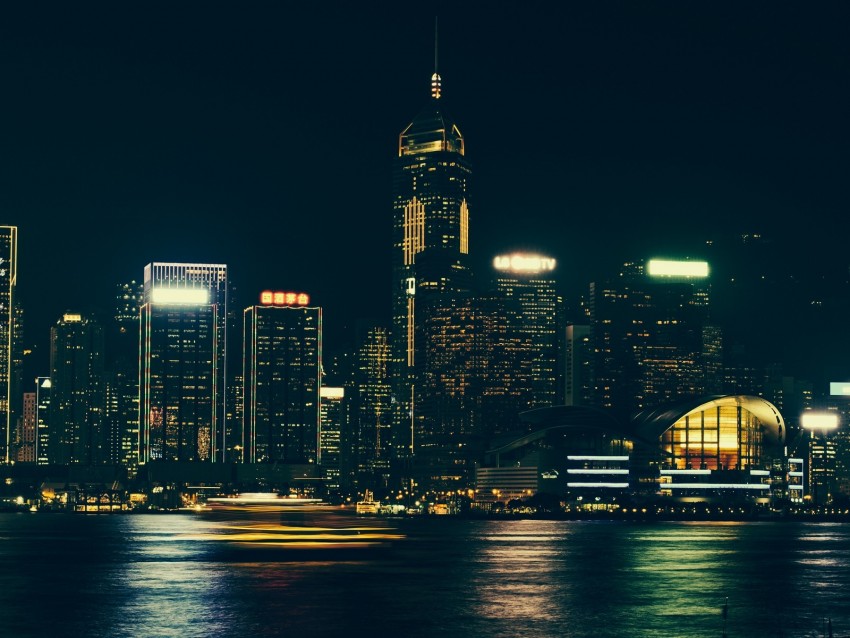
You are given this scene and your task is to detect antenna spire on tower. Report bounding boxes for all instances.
[431,16,442,99]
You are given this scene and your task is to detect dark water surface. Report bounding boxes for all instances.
[1,512,849,637]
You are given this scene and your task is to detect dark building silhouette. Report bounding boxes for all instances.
[49,313,105,465]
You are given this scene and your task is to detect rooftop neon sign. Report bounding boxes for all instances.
[493,253,556,274]
[260,291,310,306]
[151,287,209,305]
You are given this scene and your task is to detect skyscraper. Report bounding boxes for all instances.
[319,385,344,496]
[107,280,143,471]
[349,326,392,492]
[242,290,321,466]
[49,313,105,465]
[565,324,592,407]
[139,262,227,464]
[391,56,472,492]
[492,252,563,410]
[35,376,51,465]
[590,258,715,418]
[0,226,17,463]
[15,391,36,463]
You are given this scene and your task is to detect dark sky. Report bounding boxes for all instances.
[3,2,850,372]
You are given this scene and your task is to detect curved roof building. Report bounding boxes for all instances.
[632,394,785,471]
[475,395,787,504]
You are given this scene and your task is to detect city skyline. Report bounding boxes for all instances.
[3,3,850,380]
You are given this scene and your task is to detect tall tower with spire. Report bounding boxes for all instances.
[391,27,473,494]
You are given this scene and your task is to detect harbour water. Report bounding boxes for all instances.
[1,512,849,637]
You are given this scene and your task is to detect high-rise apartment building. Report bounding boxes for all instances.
[391,62,473,491]
[590,259,716,418]
[49,313,106,465]
[0,226,17,463]
[139,262,227,464]
[242,291,321,465]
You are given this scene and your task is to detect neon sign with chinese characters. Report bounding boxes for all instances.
[260,291,311,306]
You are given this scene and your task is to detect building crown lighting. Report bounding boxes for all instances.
[646,259,709,278]
[801,412,839,431]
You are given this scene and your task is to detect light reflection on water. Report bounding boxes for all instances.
[2,515,850,637]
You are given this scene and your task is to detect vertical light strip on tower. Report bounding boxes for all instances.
[460,199,469,254]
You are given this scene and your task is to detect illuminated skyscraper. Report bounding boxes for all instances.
[107,280,143,471]
[492,253,563,410]
[35,376,51,465]
[349,326,392,492]
[49,313,106,465]
[590,258,716,418]
[242,291,321,465]
[800,411,840,506]
[391,57,472,491]
[0,226,17,463]
[139,262,227,464]
[565,324,591,407]
[319,386,344,495]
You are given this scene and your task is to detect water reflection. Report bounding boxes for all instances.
[3,515,850,637]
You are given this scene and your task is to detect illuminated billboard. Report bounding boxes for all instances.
[800,412,839,431]
[320,386,345,399]
[493,253,556,274]
[259,291,310,306]
[646,259,709,278]
[151,287,209,305]
[830,382,850,397]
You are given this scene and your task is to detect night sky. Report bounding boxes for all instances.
[3,3,849,378]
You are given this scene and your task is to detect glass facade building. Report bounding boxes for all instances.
[391,68,472,491]
[349,326,392,492]
[590,259,717,419]
[49,313,106,465]
[242,296,321,465]
[0,226,16,463]
[139,262,227,464]
[319,386,344,494]
[492,253,563,411]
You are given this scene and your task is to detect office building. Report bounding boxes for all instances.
[800,411,840,506]
[35,377,50,465]
[107,281,144,471]
[0,226,17,463]
[15,391,36,463]
[348,326,392,492]
[49,313,106,465]
[320,386,344,495]
[391,62,473,491]
[589,258,717,418]
[492,252,563,410]
[139,262,227,464]
[242,290,321,465]
[565,324,591,407]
